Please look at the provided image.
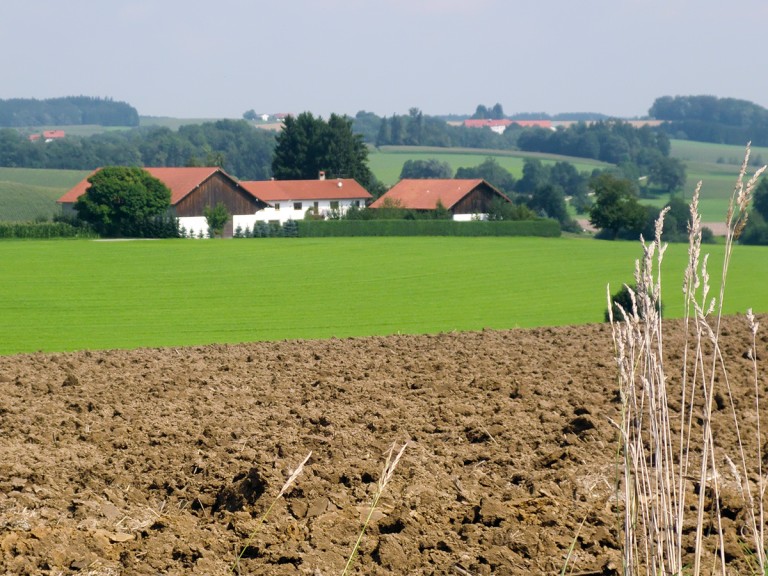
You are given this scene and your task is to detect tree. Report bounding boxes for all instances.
[74,166,172,237]
[527,184,571,225]
[741,177,768,244]
[204,202,230,238]
[272,112,374,189]
[455,158,516,195]
[516,159,549,194]
[589,173,647,239]
[242,109,258,121]
[648,156,686,194]
[399,159,453,179]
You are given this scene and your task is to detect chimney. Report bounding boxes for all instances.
[318,171,326,180]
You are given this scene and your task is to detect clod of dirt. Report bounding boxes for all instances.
[213,468,267,512]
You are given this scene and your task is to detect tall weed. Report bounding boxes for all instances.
[609,145,766,575]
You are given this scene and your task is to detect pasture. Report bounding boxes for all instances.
[2,236,767,355]
[670,140,768,221]
[368,146,611,185]
[0,167,89,221]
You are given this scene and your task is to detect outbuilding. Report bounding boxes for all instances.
[369,178,511,221]
[58,166,269,238]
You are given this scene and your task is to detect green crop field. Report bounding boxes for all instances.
[0,168,90,221]
[668,140,768,222]
[2,236,766,355]
[369,146,611,186]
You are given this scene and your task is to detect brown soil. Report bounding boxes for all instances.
[1,317,766,575]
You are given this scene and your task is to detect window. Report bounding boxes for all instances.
[293,202,302,211]
[313,201,319,211]
[352,200,361,207]
[330,201,340,210]
[274,203,280,211]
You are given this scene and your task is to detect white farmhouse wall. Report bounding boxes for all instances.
[452,213,488,222]
[179,216,209,238]
[254,199,363,224]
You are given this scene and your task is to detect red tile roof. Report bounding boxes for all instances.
[240,179,372,202]
[58,167,227,205]
[463,119,513,129]
[43,130,66,139]
[369,179,493,210]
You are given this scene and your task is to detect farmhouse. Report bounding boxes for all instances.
[240,174,373,224]
[369,179,511,221]
[462,119,553,133]
[58,166,269,238]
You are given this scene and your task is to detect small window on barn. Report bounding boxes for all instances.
[313,201,319,211]
[274,203,280,211]
[330,201,340,210]
[352,200,361,207]
[293,202,302,211]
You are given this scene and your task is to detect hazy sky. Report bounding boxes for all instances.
[2,0,766,120]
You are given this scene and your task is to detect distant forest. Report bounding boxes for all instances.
[650,95,768,146]
[0,120,275,180]
[1,94,767,180]
[0,96,139,127]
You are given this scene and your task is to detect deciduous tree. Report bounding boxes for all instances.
[589,173,647,239]
[74,166,173,237]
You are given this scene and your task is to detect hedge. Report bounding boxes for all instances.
[296,219,561,238]
[0,222,99,239]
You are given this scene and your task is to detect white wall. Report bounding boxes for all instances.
[254,199,364,224]
[178,216,209,238]
[452,213,488,222]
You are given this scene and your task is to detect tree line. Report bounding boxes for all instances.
[650,95,768,146]
[0,96,139,127]
[0,119,276,180]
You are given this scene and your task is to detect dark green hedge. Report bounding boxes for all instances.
[0,222,99,239]
[296,219,561,237]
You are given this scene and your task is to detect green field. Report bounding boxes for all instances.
[2,237,766,355]
[670,140,768,222]
[0,168,90,221]
[369,146,611,186]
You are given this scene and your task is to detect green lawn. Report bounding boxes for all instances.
[2,237,766,355]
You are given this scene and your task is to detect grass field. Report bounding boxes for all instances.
[369,146,611,186]
[670,140,768,221]
[0,168,90,221]
[2,236,767,355]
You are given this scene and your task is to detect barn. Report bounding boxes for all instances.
[58,167,269,238]
[369,178,511,221]
[240,175,373,225]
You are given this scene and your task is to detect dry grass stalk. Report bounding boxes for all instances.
[341,441,408,576]
[231,451,311,574]
[609,145,766,576]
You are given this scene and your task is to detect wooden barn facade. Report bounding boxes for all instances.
[58,167,269,238]
[369,178,511,220]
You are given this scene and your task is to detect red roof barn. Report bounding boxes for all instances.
[58,167,269,238]
[369,179,511,219]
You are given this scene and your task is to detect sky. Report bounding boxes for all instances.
[2,0,767,120]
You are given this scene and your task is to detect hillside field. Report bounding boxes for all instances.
[0,167,90,221]
[368,146,611,186]
[2,236,768,355]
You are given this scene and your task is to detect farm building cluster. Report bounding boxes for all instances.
[58,167,513,237]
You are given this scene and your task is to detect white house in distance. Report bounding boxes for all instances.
[240,173,373,226]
